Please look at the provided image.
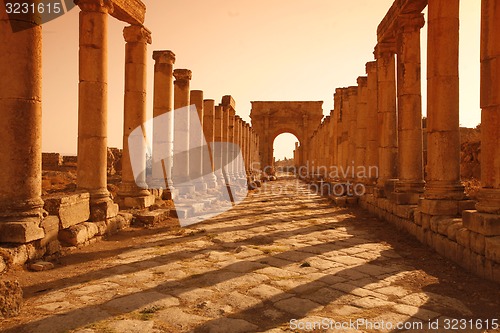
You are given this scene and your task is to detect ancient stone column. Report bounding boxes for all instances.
[235,116,245,179]
[76,0,118,221]
[203,99,219,188]
[347,86,358,180]
[213,106,226,185]
[423,0,464,203]
[335,89,345,177]
[356,77,368,184]
[463,0,500,236]
[393,13,426,205]
[189,90,208,192]
[332,90,341,175]
[118,25,154,208]
[152,50,176,199]
[172,69,195,194]
[375,42,398,197]
[476,0,500,214]
[0,6,45,242]
[365,61,379,187]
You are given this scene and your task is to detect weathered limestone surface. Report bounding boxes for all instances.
[0,280,23,319]
[152,50,176,198]
[0,1,45,243]
[43,192,90,229]
[393,13,425,204]
[76,0,118,220]
[172,69,195,194]
[118,25,154,209]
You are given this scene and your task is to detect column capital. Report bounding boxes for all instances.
[357,76,368,87]
[366,61,377,73]
[75,0,113,13]
[123,25,152,44]
[173,69,192,81]
[153,50,175,65]
[397,13,425,33]
[374,42,396,59]
[347,86,358,96]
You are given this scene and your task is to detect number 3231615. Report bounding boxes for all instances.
[5,2,62,14]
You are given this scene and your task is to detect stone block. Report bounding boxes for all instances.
[414,211,422,226]
[94,221,108,236]
[421,213,431,231]
[120,195,155,209]
[0,220,45,243]
[434,234,447,257]
[58,224,88,246]
[485,236,500,264]
[415,225,425,243]
[444,239,459,263]
[83,222,99,239]
[419,199,459,216]
[456,228,471,248]
[44,192,90,229]
[493,262,500,284]
[462,210,500,236]
[434,217,460,236]
[459,200,477,212]
[162,189,179,201]
[90,200,119,222]
[39,216,60,247]
[469,231,485,255]
[135,209,170,226]
[45,240,61,255]
[29,261,54,272]
[118,212,133,227]
[390,192,421,205]
[424,230,433,247]
[446,221,463,241]
[460,247,474,271]
[0,279,23,318]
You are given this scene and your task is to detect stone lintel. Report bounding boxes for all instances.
[377,0,427,43]
[397,13,425,33]
[109,0,146,25]
[366,61,377,73]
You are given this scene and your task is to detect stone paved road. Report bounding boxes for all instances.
[1,180,499,333]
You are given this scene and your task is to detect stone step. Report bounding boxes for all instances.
[134,209,170,226]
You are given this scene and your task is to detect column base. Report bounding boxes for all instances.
[424,181,465,200]
[476,188,500,214]
[389,192,422,205]
[117,194,155,209]
[90,199,119,222]
[419,198,476,217]
[162,188,179,201]
[463,210,500,236]
[0,217,44,243]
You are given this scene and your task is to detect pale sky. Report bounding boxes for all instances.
[41,0,481,158]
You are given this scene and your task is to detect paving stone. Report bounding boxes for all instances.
[274,297,323,316]
[201,318,259,333]
[248,284,293,302]
[351,296,395,309]
[106,319,161,333]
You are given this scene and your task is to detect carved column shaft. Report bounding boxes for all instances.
[76,0,117,220]
[375,42,398,194]
[0,6,45,242]
[365,61,379,185]
[119,25,152,206]
[189,90,208,191]
[356,77,368,183]
[172,69,195,193]
[425,0,464,200]
[477,0,500,214]
[152,50,175,197]
[394,14,426,204]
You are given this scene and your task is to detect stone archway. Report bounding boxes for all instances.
[250,101,324,174]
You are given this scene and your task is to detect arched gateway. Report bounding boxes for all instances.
[250,101,324,174]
